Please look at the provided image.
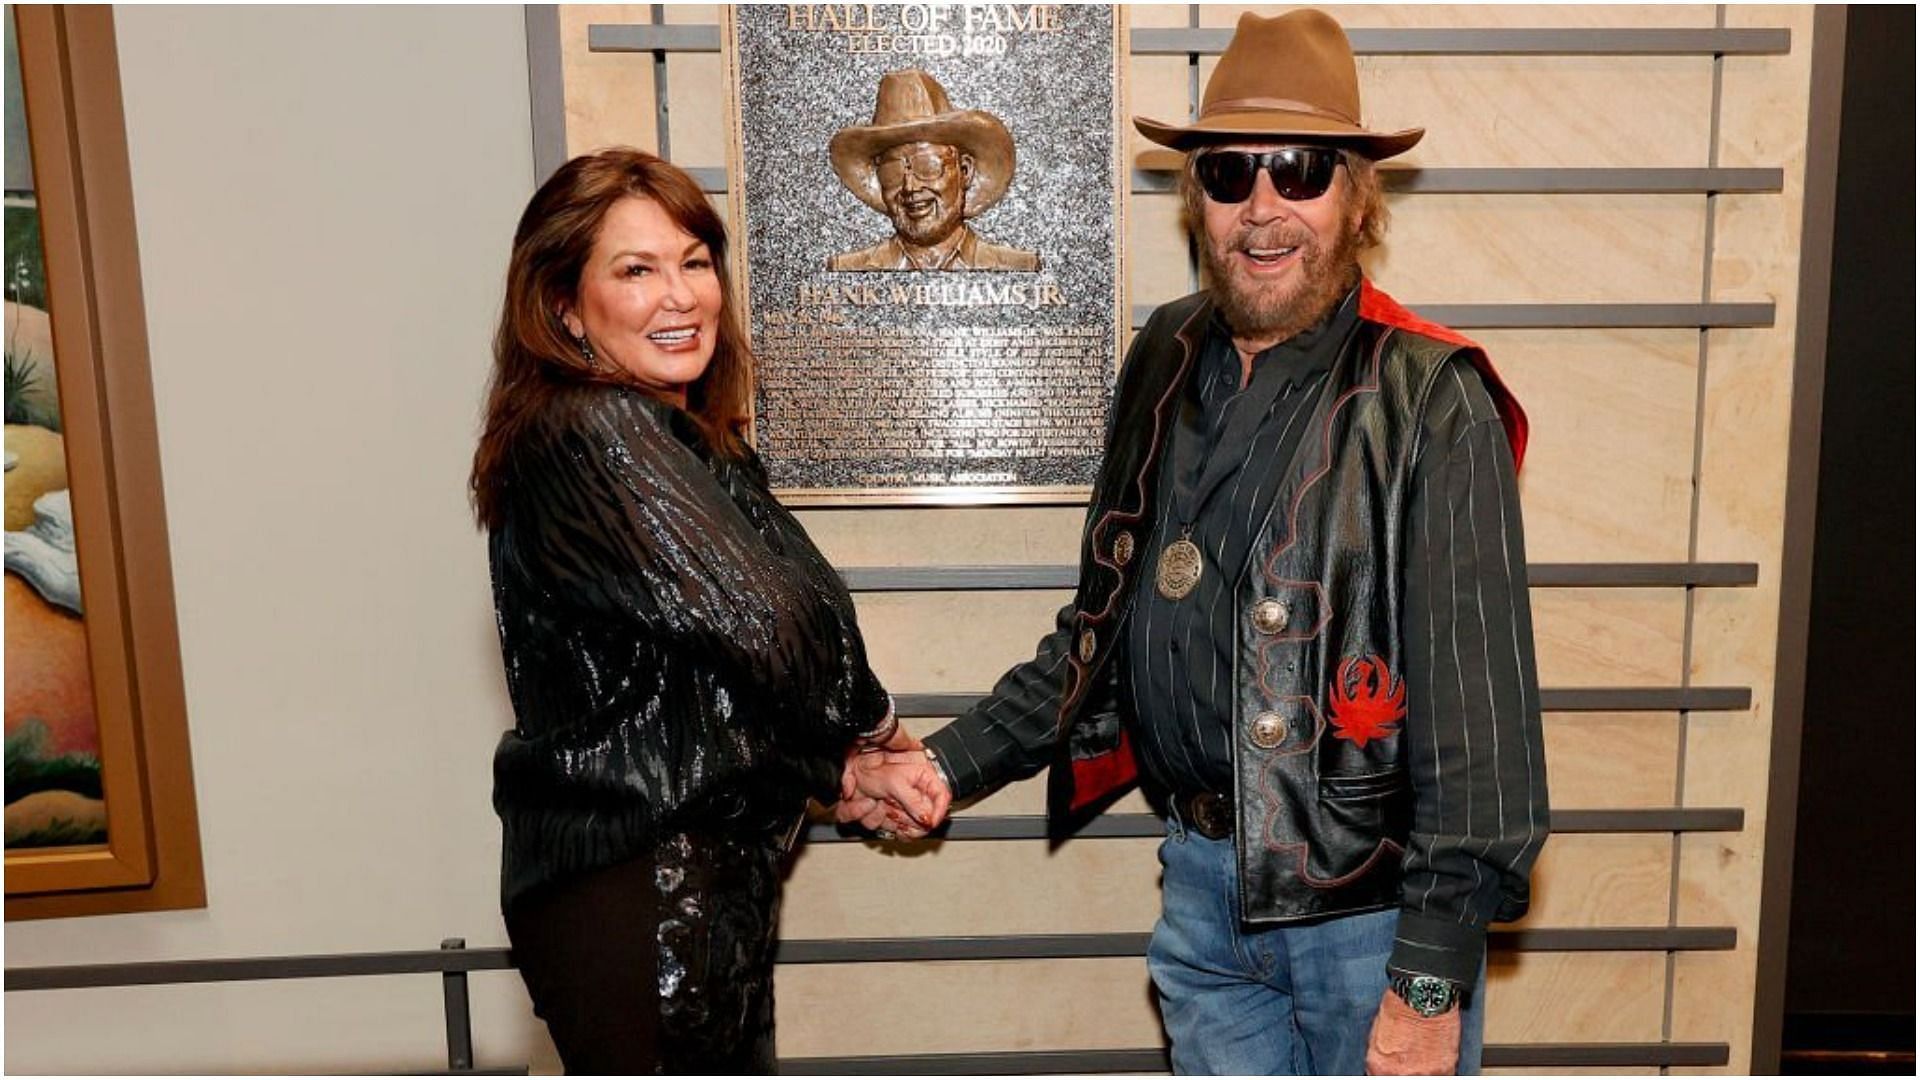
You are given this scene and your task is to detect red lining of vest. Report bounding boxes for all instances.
[1358,279,1529,470]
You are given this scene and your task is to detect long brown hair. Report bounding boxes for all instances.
[470,148,752,529]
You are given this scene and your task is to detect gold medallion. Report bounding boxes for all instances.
[1156,537,1204,600]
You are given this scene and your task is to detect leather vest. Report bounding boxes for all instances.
[1046,280,1527,922]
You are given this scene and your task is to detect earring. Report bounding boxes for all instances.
[571,330,599,369]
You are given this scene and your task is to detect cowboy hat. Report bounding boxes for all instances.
[829,69,1016,217]
[1134,9,1422,159]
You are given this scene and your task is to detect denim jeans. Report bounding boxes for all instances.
[1146,819,1485,1075]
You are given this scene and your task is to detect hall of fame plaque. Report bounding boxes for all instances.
[725,4,1125,503]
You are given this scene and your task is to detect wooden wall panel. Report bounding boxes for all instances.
[1531,589,1687,687]
[1514,834,1672,928]
[1542,713,1682,809]
[1491,329,1698,563]
[1192,56,1714,168]
[662,5,727,164]
[775,958,1163,1056]
[1369,195,1708,303]
[1672,7,1819,1073]
[782,838,1163,938]
[855,591,1070,689]
[1127,194,1191,311]
[556,5,656,156]
[1484,953,1668,1043]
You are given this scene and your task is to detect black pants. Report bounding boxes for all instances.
[506,825,789,1075]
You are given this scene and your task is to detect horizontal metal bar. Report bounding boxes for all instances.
[783,1042,1730,1073]
[1551,808,1744,833]
[1527,562,1761,587]
[782,1048,1172,1075]
[1133,166,1784,196]
[5,918,1739,993]
[1131,26,1789,57]
[843,565,1076,591]
[1503,927,1736,952]
[778,933,1148,964]
[587,23,719,53]
[1133,301,1775,330]
[588,23,1789,59]
[894,687,1751,718]
[806,807,1743,844]
[1487,1042,1730,1067]
[5,948,516,992]
[841,563,1760,592]
[774,926,1731,965]
[1543,686,1752,711]
[701,167,1784,198]
[895,692,993,717]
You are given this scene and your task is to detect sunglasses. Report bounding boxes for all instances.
[1192,147,1342,204]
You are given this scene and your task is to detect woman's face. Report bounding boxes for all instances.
[562,196,723,405]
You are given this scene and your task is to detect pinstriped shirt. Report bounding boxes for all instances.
[1121,292,1358,795]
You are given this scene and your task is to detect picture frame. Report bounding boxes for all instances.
[5,5,203,919]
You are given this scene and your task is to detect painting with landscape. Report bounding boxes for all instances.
[3,14,106,850]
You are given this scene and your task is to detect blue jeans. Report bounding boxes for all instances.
[1147,819,1485,1075]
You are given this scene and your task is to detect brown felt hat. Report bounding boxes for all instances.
[829,70,1016,217]
[1134,9,1423,159]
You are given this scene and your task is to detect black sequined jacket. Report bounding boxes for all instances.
[487,383,888,912]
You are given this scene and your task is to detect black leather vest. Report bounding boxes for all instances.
[1047,283,1520,922]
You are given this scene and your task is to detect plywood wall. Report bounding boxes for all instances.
[555,5,1817,1073]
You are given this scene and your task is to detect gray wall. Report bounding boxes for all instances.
[5,7,549,1072]
[4,12,30,193]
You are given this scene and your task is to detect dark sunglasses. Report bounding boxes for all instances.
[1192,147,1342,204]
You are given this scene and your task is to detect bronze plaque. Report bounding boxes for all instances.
[725,5,1124,504]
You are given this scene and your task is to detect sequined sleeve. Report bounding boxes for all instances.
[505,388,890,747]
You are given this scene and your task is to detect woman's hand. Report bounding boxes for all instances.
[835,734,952,841]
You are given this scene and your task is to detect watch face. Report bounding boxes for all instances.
[1405,976,1456,1016]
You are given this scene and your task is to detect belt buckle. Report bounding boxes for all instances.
[1186,793,1233,839]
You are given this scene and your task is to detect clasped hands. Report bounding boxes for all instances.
[835,726,952,840]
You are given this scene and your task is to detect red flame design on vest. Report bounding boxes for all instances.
[1328,656,1406,748]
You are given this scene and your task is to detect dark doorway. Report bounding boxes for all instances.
[1779,4,1915,1075]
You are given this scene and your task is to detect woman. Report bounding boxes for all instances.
[471,149,943,1073]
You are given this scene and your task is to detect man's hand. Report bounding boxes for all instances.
[833,729,952,840]
[1365,989,1460,1075]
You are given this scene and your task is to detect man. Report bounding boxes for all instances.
[826,69,1040,272]
[844,9,1548,1075]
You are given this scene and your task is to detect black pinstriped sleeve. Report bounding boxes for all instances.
[1389,357,1552,988]
[920,601,1078,800]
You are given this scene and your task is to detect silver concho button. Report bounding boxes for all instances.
[1077,628,1097,663]
[1250,598,1290,635]
[1112,530,1135,567]
[1248,710,1288,749]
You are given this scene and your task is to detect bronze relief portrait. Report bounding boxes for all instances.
[826,70,1040,272]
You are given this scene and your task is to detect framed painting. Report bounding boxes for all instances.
[5,5,203,919]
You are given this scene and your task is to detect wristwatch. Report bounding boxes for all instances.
[1387,971,1460,1018]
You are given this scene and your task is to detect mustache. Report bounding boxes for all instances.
[1223,225,1314,253]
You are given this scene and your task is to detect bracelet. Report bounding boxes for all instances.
[922,742,957,793]
[856,695,899,746]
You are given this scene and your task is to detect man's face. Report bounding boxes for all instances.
[877,141,972,247]
[1197,142,1364,341]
